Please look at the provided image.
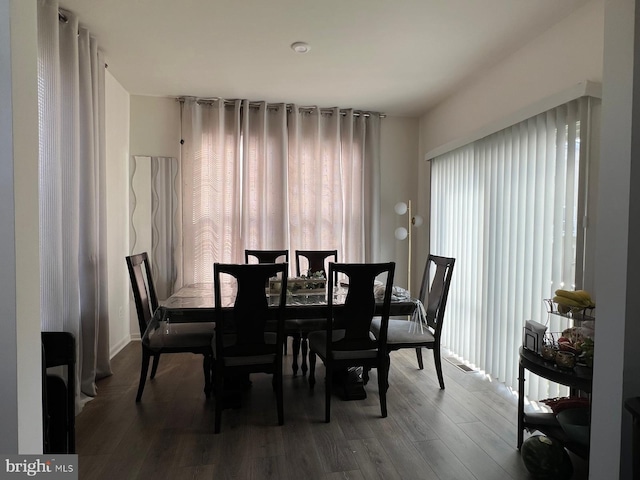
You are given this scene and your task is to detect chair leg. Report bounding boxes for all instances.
[309,351,316,388]
[203,354,213,398]
[301,334,309,375]
[324,364,332,423]
[150,353,161,379]
[415,347,424,369]
[292,333,301,375]
[378,356,391,418]
[136,350,151,402]
[433,347,445,389]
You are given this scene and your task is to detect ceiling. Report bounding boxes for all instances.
[59,0,591,117]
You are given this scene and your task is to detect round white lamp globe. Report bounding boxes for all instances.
[395,227,408,240]
[413,214,423,227]
[394,202,408,215]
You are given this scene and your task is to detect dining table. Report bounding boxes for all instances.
[154,282,418,318]
[146,282,419,399]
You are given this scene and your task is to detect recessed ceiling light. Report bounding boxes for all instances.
[291,42,311,54]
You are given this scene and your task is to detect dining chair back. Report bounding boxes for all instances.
[308,261,395,422]
[295,249,338,279]
[213,262,288,433]
[127,252,159,337]
[285,249,338,375]
[244,249,289,264]
[126,252,214,402]
[370,254,455,389]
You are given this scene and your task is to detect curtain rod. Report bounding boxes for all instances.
[176,97,385,118]
[58,9,108,68]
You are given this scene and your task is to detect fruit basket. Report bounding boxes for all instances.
[545,289,595,320]
[542,330,594,368]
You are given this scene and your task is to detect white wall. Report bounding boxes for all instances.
[128,96,180,337]
[12,0,41,451]
[1,0,42,453]
[419,0,604,157]
[130,95,181,158]
[105,71,131,357]
[380,116,420,294]
[590,0,640,476]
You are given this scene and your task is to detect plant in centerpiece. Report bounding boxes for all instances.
[285,270,327,294]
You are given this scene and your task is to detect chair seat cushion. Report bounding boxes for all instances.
[308,329,378,360]
[146,321,215,349]
[371,318,435,345]
[214,331,278,366]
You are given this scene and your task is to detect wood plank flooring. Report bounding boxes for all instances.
[76,341,588,479]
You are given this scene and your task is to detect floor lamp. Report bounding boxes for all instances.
[394,200,423,294]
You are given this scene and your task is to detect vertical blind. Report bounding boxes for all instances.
[430,97,592,400]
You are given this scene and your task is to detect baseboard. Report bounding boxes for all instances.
[109,335,133,359]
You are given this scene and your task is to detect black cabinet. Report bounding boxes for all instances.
[42,332,76,454]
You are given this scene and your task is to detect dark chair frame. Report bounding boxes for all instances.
[308,261,395,422]
[213,262,288,433]
[372,254,455,389]
[126,252,213,402]
[42,331,76,454]
[244,249,289,264]
[295,250,338,279]
[626,397,640,480]
[286,249,338,375]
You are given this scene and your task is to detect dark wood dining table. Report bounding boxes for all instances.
[151,282,418,325]
[146,282,418,399]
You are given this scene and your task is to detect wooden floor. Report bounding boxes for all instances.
[76,341,588,480]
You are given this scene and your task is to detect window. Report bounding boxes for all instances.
[430,97,596,399]
[180,100,381,284]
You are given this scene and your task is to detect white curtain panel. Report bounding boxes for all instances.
[431,98,591,400]
[242,102,289,256]
[37,0,111,407]
[181,99,243,283]
[180,100,381,281]
[288,108,381,263]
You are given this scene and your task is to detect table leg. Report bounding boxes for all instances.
[517,362,525,449]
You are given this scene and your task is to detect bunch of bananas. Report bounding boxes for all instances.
[553,289,595,313]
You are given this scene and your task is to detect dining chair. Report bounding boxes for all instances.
[213,262,288,433]
[42,332,76,453]
[370,254,455,389]
[295,250,338,279]
[244,249,289,264]
[243,249,291,354]
[286,249,338,375]
[126,252,214,402]
[308,261,395,422]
